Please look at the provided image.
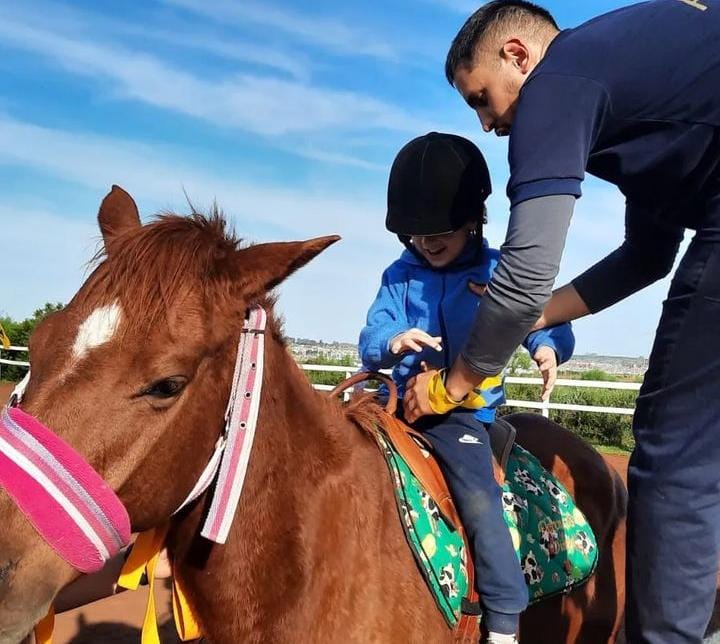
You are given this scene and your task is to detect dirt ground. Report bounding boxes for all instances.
[0,382,716,642]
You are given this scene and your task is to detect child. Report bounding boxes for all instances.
[359,132,574,644]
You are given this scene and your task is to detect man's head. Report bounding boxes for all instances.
[445,0,559,136]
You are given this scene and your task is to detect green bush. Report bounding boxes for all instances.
[501,382,636,451]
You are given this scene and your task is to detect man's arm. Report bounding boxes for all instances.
[535,202,685,330]
[444,194,576,398]
[404,199,684,420]
[402,194,575,419]
[572,202,684,313]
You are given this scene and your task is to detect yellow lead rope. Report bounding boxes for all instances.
[172,573,202,641]
[33,607,55,644]
[117,525,168,644]
[117,525,202,642]
[32,525,202,643]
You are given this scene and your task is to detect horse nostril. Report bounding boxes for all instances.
[0,558,18,590]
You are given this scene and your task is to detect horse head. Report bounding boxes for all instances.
[0,186,338,642]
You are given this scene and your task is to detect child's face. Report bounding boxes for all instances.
[411,222,476,268]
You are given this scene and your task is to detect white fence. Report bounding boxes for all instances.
[0,346,30,374]
[0,347,640,418]
[299,364,640,418]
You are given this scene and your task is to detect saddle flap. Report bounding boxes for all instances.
[487,417,516,474]
[379,412,463,532]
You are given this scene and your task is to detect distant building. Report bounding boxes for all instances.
[287,338,648,377]
[287,337,360,365]
[562,354,648,376]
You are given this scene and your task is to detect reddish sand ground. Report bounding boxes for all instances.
[0,382,714,642]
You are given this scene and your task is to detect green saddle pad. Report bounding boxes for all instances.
[376,432,599,627]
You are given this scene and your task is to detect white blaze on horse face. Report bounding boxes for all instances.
[72,302,123,360]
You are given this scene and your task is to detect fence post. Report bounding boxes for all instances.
[344,370,352,401]
[541,394,550,419]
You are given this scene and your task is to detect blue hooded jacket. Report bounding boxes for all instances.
[359,239,575,422]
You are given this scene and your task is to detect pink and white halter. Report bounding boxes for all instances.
[0,306,267,572]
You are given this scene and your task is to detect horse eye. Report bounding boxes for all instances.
[143,376,187,399]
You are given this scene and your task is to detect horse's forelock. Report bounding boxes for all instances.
[84,211,244,333]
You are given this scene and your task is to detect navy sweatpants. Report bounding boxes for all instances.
[626,191,720,643]
[410,408,528,634]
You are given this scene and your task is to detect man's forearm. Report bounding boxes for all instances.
[533,283,591,330]
[460,194,576,378]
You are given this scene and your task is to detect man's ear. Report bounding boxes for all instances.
[98,185,141,257]
[501,38,532,74]
[236,235,341,298]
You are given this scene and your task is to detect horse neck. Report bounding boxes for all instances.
[175,327,377,637]
[254,328,356,482]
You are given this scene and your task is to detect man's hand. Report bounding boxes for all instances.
[403,369,440,423]
[390,328,442,355]
[533,346,558,401]
[404,356,481,423]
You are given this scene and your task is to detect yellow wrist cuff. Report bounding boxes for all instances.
[426,370,465,414]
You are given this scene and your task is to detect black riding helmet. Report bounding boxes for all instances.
[386,132,491,242]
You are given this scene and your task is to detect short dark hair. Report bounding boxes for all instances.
[445,0,558,85]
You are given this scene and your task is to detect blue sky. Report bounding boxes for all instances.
[0,0,682,357]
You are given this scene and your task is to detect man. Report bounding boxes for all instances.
[403,1,720,642]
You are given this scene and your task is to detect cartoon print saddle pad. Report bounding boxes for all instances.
[375,431,599,627]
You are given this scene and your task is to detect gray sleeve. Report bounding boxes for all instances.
[572,201,684,313]
[462,194,575,375]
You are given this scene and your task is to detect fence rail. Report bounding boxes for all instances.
[1,346,640,418]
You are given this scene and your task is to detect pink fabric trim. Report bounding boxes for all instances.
[0,407,131,573]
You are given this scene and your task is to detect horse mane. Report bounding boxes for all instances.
[336,391,389,438]
[83,208,261,332]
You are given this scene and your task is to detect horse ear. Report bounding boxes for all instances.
[98,185,141,256]
[237,235,341,295]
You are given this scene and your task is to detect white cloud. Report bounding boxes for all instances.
[0,206,99,319]
[163,0,398,61]
[0,116,399,334]
[0,18,433,138]
[0,115,395,245]
[122,25,313,82]
[0,0,312,81]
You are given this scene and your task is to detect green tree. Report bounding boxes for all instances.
[0,302,64,381]
[506,347,533,374]
[580,368,617,382]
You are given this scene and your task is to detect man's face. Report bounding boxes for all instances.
[453,58,523,137]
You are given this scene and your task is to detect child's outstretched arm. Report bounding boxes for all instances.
[359,265,441,370]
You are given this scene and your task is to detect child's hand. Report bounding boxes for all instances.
[390,329,443,355]
[533,346,558,401]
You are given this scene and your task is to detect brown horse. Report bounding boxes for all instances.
[0,186,626,643]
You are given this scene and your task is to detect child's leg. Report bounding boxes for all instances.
[420,412,528,635]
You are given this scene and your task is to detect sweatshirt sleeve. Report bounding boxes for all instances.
[572,201,684,313]
[358,265,411,370]
[523,322,576,365]
[462,194,576,375]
